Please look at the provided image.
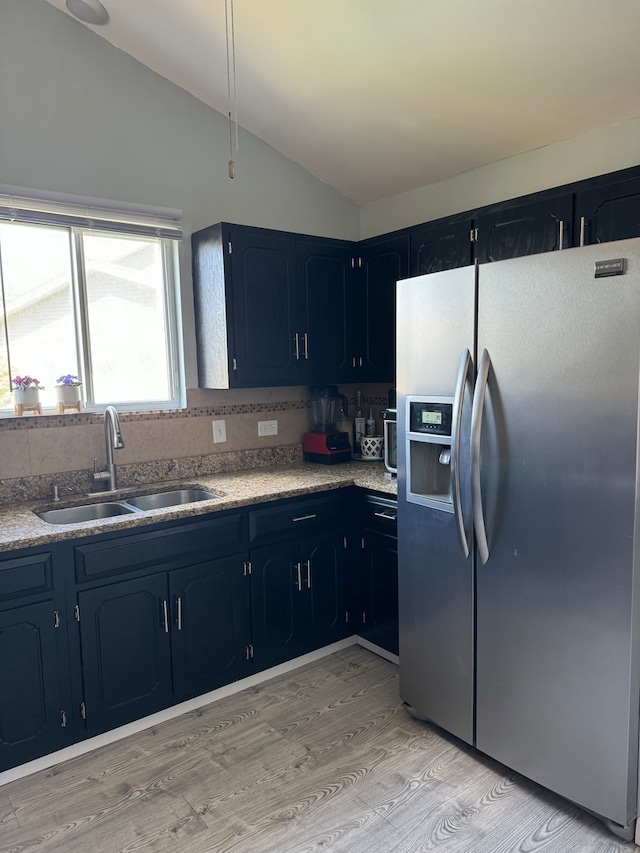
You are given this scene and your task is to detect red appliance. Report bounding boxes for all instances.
[303,430,352,464]
[303,385,351,464]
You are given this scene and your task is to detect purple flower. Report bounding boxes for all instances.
[12,375,44,390]
[55,374,81,387]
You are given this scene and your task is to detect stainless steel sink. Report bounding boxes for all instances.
[123,488,220,511]
[37,502,138,524]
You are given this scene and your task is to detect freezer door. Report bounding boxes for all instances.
[396,266,476,744]
[475,240,640,830]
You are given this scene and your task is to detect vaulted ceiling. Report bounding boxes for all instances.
[44,0,640,205]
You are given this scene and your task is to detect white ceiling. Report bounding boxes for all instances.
[44,0,640,205]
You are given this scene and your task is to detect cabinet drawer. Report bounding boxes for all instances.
[75,512,245,582]
[0,552,54,602]
[249,492,343,545]
[362,495,397,536]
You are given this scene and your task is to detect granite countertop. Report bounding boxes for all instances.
[0,461,397,553]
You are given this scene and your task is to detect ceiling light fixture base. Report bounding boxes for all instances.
[65,0,109,26]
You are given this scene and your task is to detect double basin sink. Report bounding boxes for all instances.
[37,488,220,525]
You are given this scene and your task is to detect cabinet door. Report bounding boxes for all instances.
[251,540,306,669]
[296,240,353,384]
[475,196,572,263]
[78,574,173,736]
[574,176,640,245]
[410,220,473,275]
[229,229,299,386]
[300,529,348,650]
[356,234,409,382]
[0,602,68,770]
[169,556,252,701]
[360,529,399,655]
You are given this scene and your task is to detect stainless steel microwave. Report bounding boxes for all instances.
[381,408,397,474]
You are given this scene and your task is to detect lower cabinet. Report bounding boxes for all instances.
[1,487,399,773]
[251,528,348,669]
[359,529,399,655]
[78,554,252,737]
[0,546,72,771]
[355,494,399,656]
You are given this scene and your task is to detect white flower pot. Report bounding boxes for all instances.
[13,386,41,415]
[55,385,82,405]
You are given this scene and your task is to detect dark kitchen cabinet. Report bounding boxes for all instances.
[192,223,355,388]
[475,195,572,263]
[169,556,252,702]
[352,234,410,382]
[410,219,473,275]
[574,175,640,246]
[251,529,347,669]
[0,547,72,771]
[78,573,174,735]
[296,239,353,384]
[355,494,398,656]
[78,556,252,736]
[73,511,249,736]
[249,492,349,668]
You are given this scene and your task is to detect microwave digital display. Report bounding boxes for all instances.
[409,400,452,436]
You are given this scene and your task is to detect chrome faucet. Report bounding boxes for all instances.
[93,406,125,491]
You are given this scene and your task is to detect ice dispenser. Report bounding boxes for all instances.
[405,397,455,511]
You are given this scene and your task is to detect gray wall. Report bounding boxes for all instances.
[0,0,360,387]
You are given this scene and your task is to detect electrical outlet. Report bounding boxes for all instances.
[212,419,227,443]
[258,419,278,437]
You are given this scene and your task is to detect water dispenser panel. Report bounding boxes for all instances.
[409,400,452,437]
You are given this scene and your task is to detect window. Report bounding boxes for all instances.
[0,191,183,414]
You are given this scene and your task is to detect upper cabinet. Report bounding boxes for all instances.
[353,234,410,383]
[474,195,572,262]
[192,223,355,388]
[574,175,640,246]
[192,168,640,389]
[410,219,473,275]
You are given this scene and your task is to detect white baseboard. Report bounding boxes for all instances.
[356,636,399,664]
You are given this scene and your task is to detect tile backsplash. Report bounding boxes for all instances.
[0,383,392,504]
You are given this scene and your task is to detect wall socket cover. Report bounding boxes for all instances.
[258,419,278,436]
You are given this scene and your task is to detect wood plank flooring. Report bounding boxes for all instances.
[0,647,635,852]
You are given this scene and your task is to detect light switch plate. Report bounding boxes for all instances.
[212,419,227,443]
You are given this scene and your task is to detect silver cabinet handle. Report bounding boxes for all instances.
[176,596,182,631]
[294,333,300,360]
[305,559,312,589]
[579,215,586,247]
[293,513,317,522]
[558,219,564,250]
[303,333,309,360]
[451,348,473,559]
[162,599,169,633]
[374,511,396,521]
[471,348,491,565]
[296,562,303,591]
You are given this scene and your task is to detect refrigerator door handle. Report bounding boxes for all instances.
[471,347,491,564]
[451,348,473,558]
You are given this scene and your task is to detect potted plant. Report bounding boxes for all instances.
[12,375,44,414]
[55,374,83,410]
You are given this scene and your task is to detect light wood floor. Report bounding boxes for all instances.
[0,646,635,852]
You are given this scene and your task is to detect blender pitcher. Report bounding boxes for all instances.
[309,386,349,433]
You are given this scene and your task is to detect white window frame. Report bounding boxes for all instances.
[0,187,185,415]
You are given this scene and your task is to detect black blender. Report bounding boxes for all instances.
[303,385,351,464]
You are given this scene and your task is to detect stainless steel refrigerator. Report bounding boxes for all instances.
[396,238,640,840]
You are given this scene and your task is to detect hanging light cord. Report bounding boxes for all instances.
[225,0,238,178]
